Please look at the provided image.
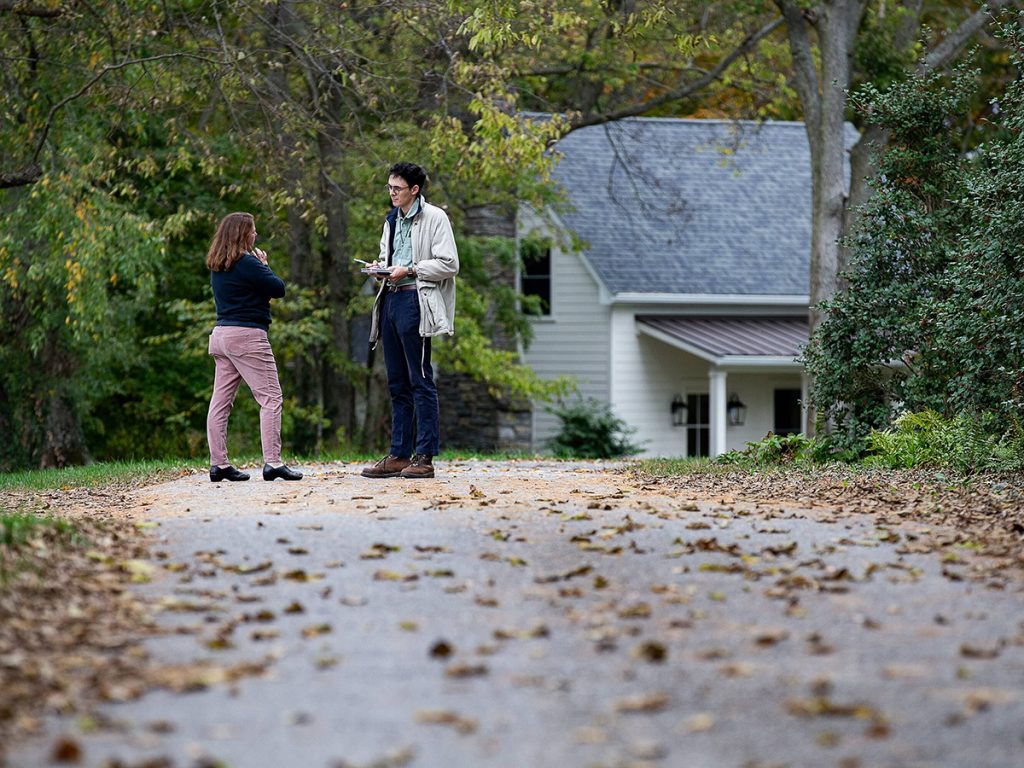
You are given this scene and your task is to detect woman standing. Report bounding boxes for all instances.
[205,212,302,482]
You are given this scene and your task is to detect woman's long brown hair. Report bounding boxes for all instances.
[206,212,254,272]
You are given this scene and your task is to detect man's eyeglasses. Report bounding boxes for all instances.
[386,184,409,194]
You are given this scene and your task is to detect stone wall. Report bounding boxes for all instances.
[438,372,532,453]
[441,203,534,453]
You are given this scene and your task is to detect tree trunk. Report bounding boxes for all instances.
[843,122,888,287]
[36,336,91,468]
[808,0,864,330]
[777,0,866,435]
[317,126,356,444]
[38,393,91,468]
[264,0,334,454]
[361,345,391,453]
[284,193,324,453]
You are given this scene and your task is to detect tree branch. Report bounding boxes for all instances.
[30,51,221,165]
[0,1,63,17]
[0,163,42,188]
[921,0,1013,72]
[520,62,709,77]
[775,0,821,132]
[570,15,784,128]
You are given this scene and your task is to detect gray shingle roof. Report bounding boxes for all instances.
[636,315,808,358]
[548,117,856,296]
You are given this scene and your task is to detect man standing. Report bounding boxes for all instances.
[362,162,459,480]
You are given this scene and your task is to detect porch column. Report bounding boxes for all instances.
[708,368,727,457]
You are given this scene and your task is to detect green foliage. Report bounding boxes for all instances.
[803,58,1012,451]
[707,412,1024,474]
[454,0,792,122]
[633,456,720,475]
[546,398,642,459]
[0,512,84,583]
[0,513,79,549]
[0,1,588,468]
[805,22,1024,470]
[852,0,919,92]
[0,168,164,468]
[0,459,202,492]
[455,0,703,55]
[863,410,1024,473]
[716,432,817,467]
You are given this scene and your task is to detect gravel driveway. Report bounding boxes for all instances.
[6,459,1023,768]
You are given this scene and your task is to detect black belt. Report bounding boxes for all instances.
[388,283,417,292]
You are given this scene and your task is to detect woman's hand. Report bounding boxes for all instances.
[254,248,269,265]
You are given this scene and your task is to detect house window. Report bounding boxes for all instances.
[520,237,551,316]
[687,393,709,457]
[774,388,802,436]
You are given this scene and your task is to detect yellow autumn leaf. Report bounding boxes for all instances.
[121,559,155,583]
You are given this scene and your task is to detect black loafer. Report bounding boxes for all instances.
[263,463,303,481]
[210,465,250,482]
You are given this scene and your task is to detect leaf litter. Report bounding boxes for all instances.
[5,459,1024,765]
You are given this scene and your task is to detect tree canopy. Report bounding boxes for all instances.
[0,0,1017,468]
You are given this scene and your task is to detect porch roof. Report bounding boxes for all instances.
[635,315,808,367]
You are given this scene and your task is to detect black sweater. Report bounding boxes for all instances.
[210,253,286,331]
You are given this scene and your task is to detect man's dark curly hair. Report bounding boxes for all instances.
[388,162,428,193]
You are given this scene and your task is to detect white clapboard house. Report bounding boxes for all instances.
[518,117,856,457]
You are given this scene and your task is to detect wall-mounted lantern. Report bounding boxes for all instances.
[727,393,747,426]
[671,394,687,427]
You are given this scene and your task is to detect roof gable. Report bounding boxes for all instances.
[548,118,856,297]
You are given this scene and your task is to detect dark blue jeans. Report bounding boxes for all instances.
[381,289,439,457]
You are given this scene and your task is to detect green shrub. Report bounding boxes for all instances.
[547,398,642,459]
[716,432,817,467]
[804,34,1024,455]
[864,409,1024,472]
[711,412,1024,473]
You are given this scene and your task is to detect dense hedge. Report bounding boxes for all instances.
[804,30,1024,459]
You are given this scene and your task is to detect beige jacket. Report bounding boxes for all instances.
[369,199,459,344]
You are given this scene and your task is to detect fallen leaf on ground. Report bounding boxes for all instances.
[615,691,670,713]
[415,709,477,734]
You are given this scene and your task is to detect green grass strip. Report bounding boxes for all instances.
[0,511,79,549]
[633,457,729,476]
[0,459,203,492]
[0,451,555,493]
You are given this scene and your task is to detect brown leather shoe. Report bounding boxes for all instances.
[361,454,411,478]
[400,454,434,479]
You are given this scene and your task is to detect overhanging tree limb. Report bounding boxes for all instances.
[0,1,63,18]
[922,0,1013,72]
[570,15,785,128]
[0,51,223,188]
[0,163,42,188]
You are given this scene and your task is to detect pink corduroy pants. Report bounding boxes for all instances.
[206,326,283,467]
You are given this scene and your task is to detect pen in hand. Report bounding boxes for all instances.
[355,257,391,280]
